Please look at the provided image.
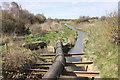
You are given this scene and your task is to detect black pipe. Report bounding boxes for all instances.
[42,40,66,80]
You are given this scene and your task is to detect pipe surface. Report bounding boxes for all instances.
[42,40,66,80]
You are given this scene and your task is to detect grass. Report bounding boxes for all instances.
[82,21,118,78]
[1,36,47,79]
[1,21,77,79]
[67,15,118,78]
[23,22,76,46]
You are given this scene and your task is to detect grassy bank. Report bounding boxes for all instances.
[83,21,118,78]
[67,15,118,78]
[24,22,76,46]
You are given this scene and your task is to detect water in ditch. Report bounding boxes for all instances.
[33,24,87,79]
[64,24,87,62]
[63,24,88,79]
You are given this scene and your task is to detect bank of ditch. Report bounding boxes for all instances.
[66,18,118,79]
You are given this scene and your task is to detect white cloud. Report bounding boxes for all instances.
[72,1,79,5]
[19,2,61,10]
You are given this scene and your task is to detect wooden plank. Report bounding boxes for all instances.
[42,57,54,59]
[35,62,93,67]
[40,54,55,56]
[32,71,46,75]
[34,63,52,66]
[29,69,48,72]
[65,53,84,57]
[30,69,47,75]
[62,71,99,77]
[66,62,93,66]
[40,53,84,57]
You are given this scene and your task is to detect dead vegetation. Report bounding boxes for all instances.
[27,20,64,35]
[2,37,37,79]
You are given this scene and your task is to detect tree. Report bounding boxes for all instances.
[10,2,20,19]
[2,2,26,35]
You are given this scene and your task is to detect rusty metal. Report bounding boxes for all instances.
[42,40,66,80]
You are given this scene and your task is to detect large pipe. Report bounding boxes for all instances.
[42,40,66,80]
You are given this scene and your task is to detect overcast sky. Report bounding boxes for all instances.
[1,0,119,19]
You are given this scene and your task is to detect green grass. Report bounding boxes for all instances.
[68,20,118,78]
[24,22,76,46]
[83,21,118,78]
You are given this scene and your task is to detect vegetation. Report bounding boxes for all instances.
[74,16,98,23]
[68,12,118,78]
[35,14,46,23]
[1,2,46,36]
[24,22,76,46]
[1,2,47,79]
[1,1,118,79]
[75,16,90,23]
[1,2,77,79]
[1,37,36,79]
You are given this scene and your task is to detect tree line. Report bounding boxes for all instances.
[1,2,46,36]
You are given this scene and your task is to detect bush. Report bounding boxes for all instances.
[2,40,37,79]
[1,2,45,36]
[35,14,46,23]
[75,16,89,23]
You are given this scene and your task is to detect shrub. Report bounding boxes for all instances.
[2,41,37,79]
[35,14,46,23]
[1,2,45,36]
[75,16,90,23]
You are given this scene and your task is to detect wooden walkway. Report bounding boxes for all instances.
[28,40,99,80]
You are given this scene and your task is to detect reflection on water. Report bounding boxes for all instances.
[64,24,88,80]
[64,24,87,62]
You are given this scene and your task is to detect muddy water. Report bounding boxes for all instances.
[64,24,87,62]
